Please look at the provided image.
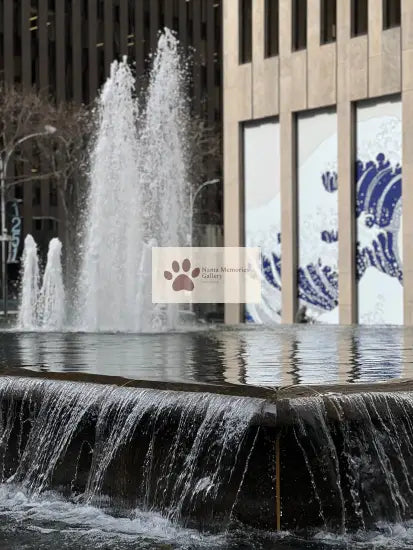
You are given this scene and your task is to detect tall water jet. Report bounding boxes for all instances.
[76,57,141,332]
[17,235,40,330]
[37,238,65,330]
[138,29,190,330]
[77,30,190,332]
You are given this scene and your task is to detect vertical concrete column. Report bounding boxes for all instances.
[252,0,264,120]
[307,0,320,62]
[337,0,357,324]
[38,0,49,90]
[252,0,264,61]
[223,1,252,323]
[337,101,357,323]
[279,0,298,323]
[55,0,66,103]
[280,112,297,323]
[3,1,14,84]
[72,0,82,103]
[402,0,413,324]
[104,0,114,78]
[88,0,98,102]
[252,0,279,119]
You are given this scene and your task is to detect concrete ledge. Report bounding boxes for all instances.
[3,369,413,430]
[3,366,413,398]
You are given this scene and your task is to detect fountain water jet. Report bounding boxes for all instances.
[75,58,141,332]
[17,236,65,331]
[76,29,190,332]
[37,238,65,330]
[17,235,40,330]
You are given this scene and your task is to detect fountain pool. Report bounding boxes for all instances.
[1,324,410,386]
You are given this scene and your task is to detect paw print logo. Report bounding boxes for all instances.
[164,259,200,291]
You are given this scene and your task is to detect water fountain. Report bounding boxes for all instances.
[9,28,413,550]
[75,30,190,332]
[17,236,65,331]
[17,235,40,330]
[1,374,413,541]
[15,30,190,333]
[0,376,262,530]
[36,238,65,330]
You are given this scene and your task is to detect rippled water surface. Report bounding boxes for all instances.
[0,325,412,387]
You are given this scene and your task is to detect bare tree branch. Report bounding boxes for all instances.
[0,83,93,284]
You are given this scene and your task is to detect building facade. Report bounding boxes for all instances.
[0,0,222,292]
[223,0,411,325]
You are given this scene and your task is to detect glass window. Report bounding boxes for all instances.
[383,0,401,29]
[239,0,252,64]
[321,0,336,44]
[49,183,58,207]
[265,0,278,57]
[292,0,307,52]
[32,184,41,206]
[351,0,368,37]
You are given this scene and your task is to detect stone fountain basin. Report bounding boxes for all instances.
[1,369,413,533]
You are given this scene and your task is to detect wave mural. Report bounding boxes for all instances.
[356,155,402,283]
[356,100,402,324]
[244,120,282,324]
[297,109,339,323]
[245,100,402,325]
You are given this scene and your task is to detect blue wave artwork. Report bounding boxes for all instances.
[247,153,402,321]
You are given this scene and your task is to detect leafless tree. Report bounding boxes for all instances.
[0,83,93,281]
[36,100,93,255]
[187,113,222,226]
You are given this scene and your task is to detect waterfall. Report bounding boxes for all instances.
[76,29,190,332]
[17,235,40,330]
[0,377,262,529]
[283,391,413,532]
[2,375,413,534]
[17,236,65,331]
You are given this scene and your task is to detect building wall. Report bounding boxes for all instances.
[223,0,413,324]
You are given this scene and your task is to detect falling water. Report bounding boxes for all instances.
[285,392,413,532]
[17,235,40,330]
[3,373,413,539]
[0,377,262,529]
[76,30,190,332]
[36,238,65,330]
